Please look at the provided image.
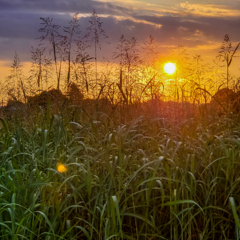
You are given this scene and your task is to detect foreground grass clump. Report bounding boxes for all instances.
[0,108,240,240]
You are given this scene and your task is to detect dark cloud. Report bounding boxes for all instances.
[0,0,134,41]
[0,11,38,39]
[0,0,132,16]
[133,13,240,44]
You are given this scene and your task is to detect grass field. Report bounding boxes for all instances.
[0,99,240,240]
[0,13,239,239]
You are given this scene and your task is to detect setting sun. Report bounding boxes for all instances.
[164,62,176,75]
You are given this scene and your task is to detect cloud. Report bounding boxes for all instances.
[113,15,162,28]
[0,0,133,16]
[194,42,221,50]
[180,2,240,17]
[133,13,240,43]
[0,0,240,67]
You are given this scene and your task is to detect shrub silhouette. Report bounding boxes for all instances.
[210,87,240,115]
[27,88,67,109]
[67,82,84,104]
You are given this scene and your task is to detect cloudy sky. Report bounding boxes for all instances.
[0,0,240,78]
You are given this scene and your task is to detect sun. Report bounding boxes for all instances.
[164,62,176,75]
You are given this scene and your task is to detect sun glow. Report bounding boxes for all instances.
[164,62,176,75]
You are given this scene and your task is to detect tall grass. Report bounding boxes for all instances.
[0,104,240,239]
[0,9,239,239]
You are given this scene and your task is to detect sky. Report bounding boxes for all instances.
[0,0,240,79]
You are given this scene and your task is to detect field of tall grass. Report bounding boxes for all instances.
[0,98,240,239]
[0,11,240,240]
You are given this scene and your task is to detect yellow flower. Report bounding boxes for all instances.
[57,163,67,173]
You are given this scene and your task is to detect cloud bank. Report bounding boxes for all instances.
[0,0,239,64]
